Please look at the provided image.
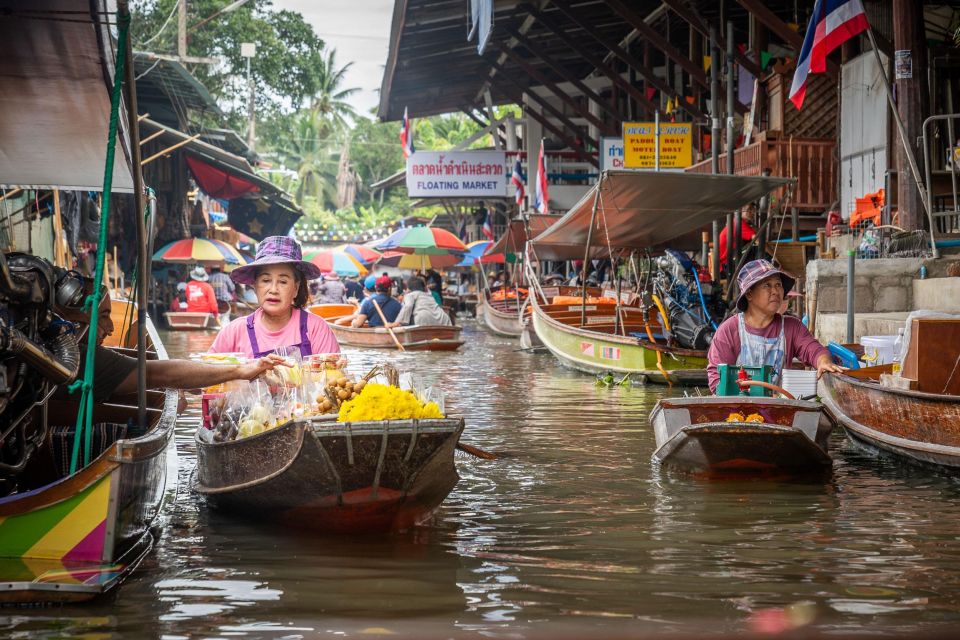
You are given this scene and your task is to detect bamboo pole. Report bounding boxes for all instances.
[371,298,405,351]
[141,134,201,166]
[52,188,66,267]
[0,189,23,203]
[139,129,164,146]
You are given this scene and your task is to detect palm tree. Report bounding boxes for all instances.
[281,112,341,207]
[310,49,359,136]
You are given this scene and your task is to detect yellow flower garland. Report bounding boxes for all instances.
[337,383,444,422]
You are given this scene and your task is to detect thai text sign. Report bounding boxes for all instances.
[622,122,693,169]
[406,151,507,198]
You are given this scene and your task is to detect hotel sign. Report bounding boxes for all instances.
[406,151,507,198]
[622,122,693,169]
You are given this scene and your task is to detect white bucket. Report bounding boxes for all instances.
[782,369,818,399]
[861,335,898,366]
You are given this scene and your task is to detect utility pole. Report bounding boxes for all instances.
[241,42,257,150]
[177,0,187,58]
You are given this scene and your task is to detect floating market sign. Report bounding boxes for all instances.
[601,137,641,173]
[406,151,507,198]
[622,122,693,170]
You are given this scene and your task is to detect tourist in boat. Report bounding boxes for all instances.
[343,275,364,302]
[169,282,188,312]
[386,276,452,328]
[208,265,236,324]
[184,266,219,316]
[706,260,843,393]
[424,268,444,305]
[314,272,347,304]
[334,275,401,328]
[208,236,340,357]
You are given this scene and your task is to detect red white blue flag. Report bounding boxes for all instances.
[511,159,525,206]
[482,210,494,240]
[399,107,415,158]
[533,140,549,214]
[789,0,869,109]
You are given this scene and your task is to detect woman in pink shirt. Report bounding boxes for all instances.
[209,236,340,358]
[706,259,842,393]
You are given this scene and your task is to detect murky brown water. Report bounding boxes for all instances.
[6,319,960,637]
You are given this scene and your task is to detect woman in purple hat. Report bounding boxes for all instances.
[706,259,843,393]
[208,236,340,358]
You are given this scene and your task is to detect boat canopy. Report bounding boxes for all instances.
[486,215,559,257]
[530,171,793,260]
[0,0,135,192]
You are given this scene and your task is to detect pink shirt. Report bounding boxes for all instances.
[208,308,340,358]
[706,313,829,392]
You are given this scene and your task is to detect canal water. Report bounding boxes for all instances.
[7,319,960,637]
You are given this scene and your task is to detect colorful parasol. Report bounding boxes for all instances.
[307,249,369,277]
[375,226,467,255]
[340,243,382,265]
[456,240,505,267]
[378,251,463,270]
[153,238,248,265]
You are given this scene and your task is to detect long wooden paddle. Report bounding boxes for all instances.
[457,442,498,460]
[371,298,405,351]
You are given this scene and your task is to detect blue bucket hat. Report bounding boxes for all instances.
[363,275,377,290]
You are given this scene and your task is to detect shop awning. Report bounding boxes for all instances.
[0,0,134,192]
[531,171,793,260]
[487,215,560,257]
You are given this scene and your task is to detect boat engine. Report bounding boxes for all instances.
[652,249,724,351]
[0,252,85,494]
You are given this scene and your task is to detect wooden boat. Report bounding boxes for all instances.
[192,416,464,533]
[821,366,960,468]
[530,294,708,385]
[0,321,177,603]
[308,302,358,320]
[165,311,219,330]
[650,396,832,474]
[329,322,464,351]
[480,289,525,337]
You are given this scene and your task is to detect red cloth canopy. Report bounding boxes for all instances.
[186,154,259,199]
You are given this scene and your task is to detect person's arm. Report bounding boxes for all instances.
[787,317,844,378]
[226,278,236,298]
[351,313,369,328]
[706,319,739,393]
[113,354,289,395]
[389,296,415,327]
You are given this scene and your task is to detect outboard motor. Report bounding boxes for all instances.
[0,253,84,494]
[652,249,724,351]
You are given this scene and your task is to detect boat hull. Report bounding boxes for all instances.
[480,293,523,337]
[821,373,960,468]
[530,296,707,384]
[193,417,464,533]
[0,322,177,603]
[650,396,831,474]
[328,322,464,351]
[165,311,218,330]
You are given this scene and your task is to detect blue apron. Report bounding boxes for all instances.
[736,313,786,385]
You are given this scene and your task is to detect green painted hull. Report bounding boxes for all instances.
[531,298,708,385]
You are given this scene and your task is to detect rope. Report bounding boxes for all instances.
[68,12,130,474]
[140,0,180,46]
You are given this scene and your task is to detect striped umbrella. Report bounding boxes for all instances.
[375,226,467,255]
[153,238,248,265]
[378,251,463,270]
[340,243,382,265]
[307,250,369,277]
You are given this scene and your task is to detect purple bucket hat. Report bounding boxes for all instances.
[735,259,796,312]
[230,236,322,285]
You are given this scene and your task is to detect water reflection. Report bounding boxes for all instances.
[8,319,960,637]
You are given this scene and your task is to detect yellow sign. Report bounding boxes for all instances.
[622,122,693,169]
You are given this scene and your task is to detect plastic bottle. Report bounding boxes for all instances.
[892,328,905,374]
[920,265,928,280]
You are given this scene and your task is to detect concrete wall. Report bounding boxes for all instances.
[807,257,960,343]
[805,257,956,314]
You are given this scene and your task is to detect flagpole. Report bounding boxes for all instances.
[865,26,938,258]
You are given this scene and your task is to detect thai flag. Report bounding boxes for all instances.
[482,210,494,240]
[511,159,525,206]
[789,0,869,109]
[399,107,415,158]
[533,140,549,214]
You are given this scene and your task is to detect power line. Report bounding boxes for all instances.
[141,0,180,46]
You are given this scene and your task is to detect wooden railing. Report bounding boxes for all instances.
[686,134,836,212]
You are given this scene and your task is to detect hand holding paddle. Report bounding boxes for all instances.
[371,298,405,351]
